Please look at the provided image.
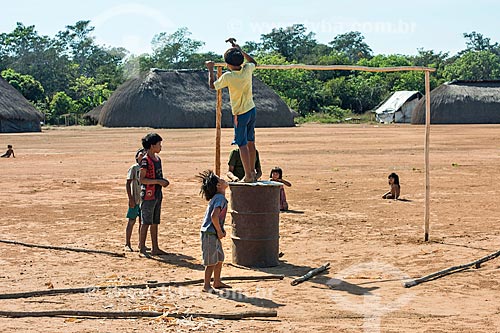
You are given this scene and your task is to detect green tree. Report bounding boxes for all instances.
[48,91,76,123]
[1,68,45,101]
[329,31,372,62]
[0,22,73,96]
[463,31,499,53]
[69,76,111,113]
[150,27,204,69]
[260,24,317,62]
[443,50,500,80]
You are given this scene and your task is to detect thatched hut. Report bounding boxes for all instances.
[412,80,500,124]
[99,69,294,128]
[0,77,43,132]
[83,103,104,125]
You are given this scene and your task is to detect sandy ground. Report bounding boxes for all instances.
[0,124,499,332]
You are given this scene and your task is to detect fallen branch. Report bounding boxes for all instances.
[0,239,124,258]
[0,309,277,319]
[291,263,330,286]
[0,275,284,300]
[403,249,500,288]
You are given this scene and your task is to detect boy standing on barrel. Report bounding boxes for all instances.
[206,38,258,183]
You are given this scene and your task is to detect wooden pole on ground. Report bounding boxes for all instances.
[0,275,284,300]
[0,239,125,258]
[215,66,223,175]
[0,309,278,319]
[403,249,500,288]
[424,70,431,241]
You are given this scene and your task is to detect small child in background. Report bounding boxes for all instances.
[197,170,231,293]
[125,148,145,251]
[382,172,400,199]
[1,145,15,158]
[270,167,291,211]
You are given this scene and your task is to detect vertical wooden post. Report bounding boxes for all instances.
[215,66,223,176]
[424,70,431,241]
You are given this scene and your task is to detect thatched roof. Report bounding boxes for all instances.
[412,80,500,124]
[0,77,43,122]
[83,103,104,122]
[99,69,294,128]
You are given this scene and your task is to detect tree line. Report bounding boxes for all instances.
[1,21,499,124]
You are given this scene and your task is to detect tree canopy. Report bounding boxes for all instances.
[1,20,499,124]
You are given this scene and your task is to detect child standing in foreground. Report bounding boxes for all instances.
[270,167,292,211]
[382,172,400,199]
[125,148,145,251]
[206,39,258,183]
[197,170,231,293]
[139,133,170,255]
[1,144,15,158]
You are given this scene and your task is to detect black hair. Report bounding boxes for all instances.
[135,148,145,163]
[197,170,220,201]
[270,166,283,179]
[7,145,12,148]
[141,133,162,150]
[224,47,244,66]
[388,172,400,185]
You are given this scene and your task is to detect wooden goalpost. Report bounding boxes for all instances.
[213,63,436,241]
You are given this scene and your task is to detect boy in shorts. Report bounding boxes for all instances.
[206,40,258,182]
[125,148,145,251]
[139,133,169,255]
[197,170,231,293]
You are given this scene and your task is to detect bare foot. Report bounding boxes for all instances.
[213,282,232,289]
[240,177,254,183]
[151,249,167,256]
[202,286,218,294]
[139,245,151,251]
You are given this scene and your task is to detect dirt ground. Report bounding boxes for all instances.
[0,124,499,332]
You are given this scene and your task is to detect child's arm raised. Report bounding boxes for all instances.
[205,61,216,89]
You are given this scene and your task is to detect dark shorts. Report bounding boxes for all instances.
[126,204,141,219]
[201,232,224,266]
[234,108,256,147]
[141,195,162,225]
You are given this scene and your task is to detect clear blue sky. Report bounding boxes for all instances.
[1,0,499,57]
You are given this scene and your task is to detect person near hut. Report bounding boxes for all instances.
[269,166,292,211]
[227,147,262,182]
[206,40,258,183]
[382,172,400,199]
[125,148,146,252]
[1,145,15,158]
[197,170,231,293]
[139,133,169,255]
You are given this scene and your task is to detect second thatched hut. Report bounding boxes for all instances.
[412,80,500,124]
[98,69,294,128]
[0,77,43,132]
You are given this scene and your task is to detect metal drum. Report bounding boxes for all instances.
[229,181,281,267]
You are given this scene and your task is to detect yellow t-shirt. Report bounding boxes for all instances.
[214,62,256,115]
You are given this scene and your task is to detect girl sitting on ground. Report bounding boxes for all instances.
[382,172,400,199]
[270,166,292,211]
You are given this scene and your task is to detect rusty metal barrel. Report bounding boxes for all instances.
[229,181,281,267]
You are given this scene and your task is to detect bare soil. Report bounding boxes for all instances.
[1,124,499,332]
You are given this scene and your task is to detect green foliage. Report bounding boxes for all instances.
[1,68,45,101]
[49,91,76,121]
[3,20,500,125]
[260,24,317,62]
[150,27,204,69]
[329,31,372,62]
[443,50,500,80]
[254,53,322,115]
